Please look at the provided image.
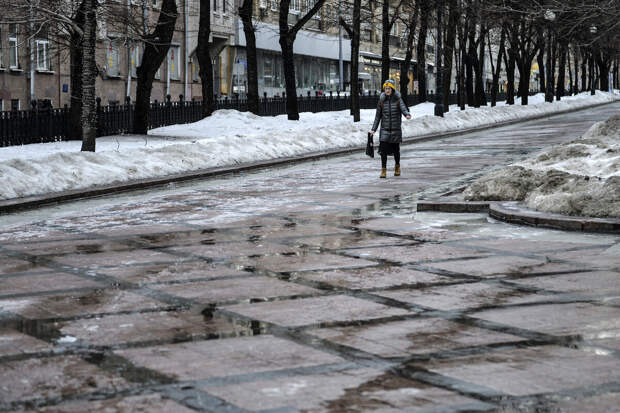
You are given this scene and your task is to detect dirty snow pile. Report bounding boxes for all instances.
[0,91,617,201]
[464,114,620,218]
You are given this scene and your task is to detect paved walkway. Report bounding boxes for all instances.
[0,103,619,412]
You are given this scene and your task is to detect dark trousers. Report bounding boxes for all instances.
[380,144,400,168]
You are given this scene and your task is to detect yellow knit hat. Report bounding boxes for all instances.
[382,79,396,90]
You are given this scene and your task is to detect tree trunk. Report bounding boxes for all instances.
[517,60,530,105]
[567,47,573,96]
[239,0,259,114]
[80,0,97,152]
[489,28,505,107]
[400,1,419,107]
[545,30,553,102]
[416,0,429,102]
[134,0,178,133]
[68,0,87,141]
[595,50,611,91]
[536,47,545,93]
[197,0,215,117]
[351,0,361,121]
[278,0,326,120]
[581,50,587,92]
[442,0,457,111]
[556,42,567,100]
[381,0,390,83]
[573,46,579,94]
[503,46,516,105]
[474,25,487,106]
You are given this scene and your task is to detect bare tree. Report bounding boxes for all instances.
[196,0,215,117]
[80,0,97,151]
[279,0,326,120]
[238,0,259,114]
[399,0,420,106]
[133,0,178,133]
[416,0,430,101]
[340,0,362,121]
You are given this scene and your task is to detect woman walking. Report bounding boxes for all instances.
[369,79,411,178]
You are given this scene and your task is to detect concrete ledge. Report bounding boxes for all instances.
[416,201,491,213]
[1,99,618,214]
[489,202,620,234]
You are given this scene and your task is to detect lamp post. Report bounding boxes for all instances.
[434,0,444,117]
[590,25,597,95]
[544,9,555,103]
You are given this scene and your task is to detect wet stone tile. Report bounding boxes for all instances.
[0,290,165,320]
[117,335,343,381]
[461,239,613,254]
[150,276,320,304]
[127,228,250,247]
[377,282,550,312]
[511,270,620,296]
[419,345,620,397]
[169,241,299,260]
[310,317,523,358]
[223,295,410,327]
[355,217,471,241]
[0,227,76,243]
[424,255,548,278]
[58,311,241,346]
[0,257,44,275]
[233,223,357,241]
[97,261,246,285]
[204,367,490,413]
[1,238,134,256]
[231,252,378,273]
[50,248,186,269]
[550,246,620,270]
[0,329,52,357]
[472,302,620,337]
[295,266,455,290]
[20,393,197,413]
[343,243,489,264]
[89,223,193,237]
[0,355,127,404]
[281,233,414,250]
[552,392,620,413]
[0,273,103,296]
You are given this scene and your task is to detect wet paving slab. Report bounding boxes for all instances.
[1,103,620,412]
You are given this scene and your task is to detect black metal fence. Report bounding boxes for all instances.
[1,91,512,148]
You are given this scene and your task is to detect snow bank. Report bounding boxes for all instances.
[464,114,620,218]
[0,91,617,201]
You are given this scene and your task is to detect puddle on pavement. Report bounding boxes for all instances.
[411,211,619,244]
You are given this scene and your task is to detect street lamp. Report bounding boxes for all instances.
[544,9,555,103]
[590,25,597,95]
[434,0,444,117]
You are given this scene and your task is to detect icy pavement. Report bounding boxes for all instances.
[0,104,619,412]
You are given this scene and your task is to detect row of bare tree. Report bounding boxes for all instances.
[3,0,619,152]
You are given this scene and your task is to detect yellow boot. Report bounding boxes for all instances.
[394,165,401,176]
[380,168,387,178]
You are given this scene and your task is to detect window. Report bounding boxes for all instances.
[291,0,300,13]
[11,99,19,111]
[271,0,278,11]
[36,40,51,71]
[191,58,199,82]
[390,22,398,36]
[263,54,273,87]
[0,100,3,111]
[107,40,120,76]
[168,45,180,80]
[9,24,18,69]
[259,0,267,8]
[213,0,218,13]
[0,29,3,68]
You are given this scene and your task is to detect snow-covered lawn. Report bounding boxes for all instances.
[464,114,620,218]
[0,91,618,201]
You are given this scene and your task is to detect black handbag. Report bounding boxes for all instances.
[366,132,374,158]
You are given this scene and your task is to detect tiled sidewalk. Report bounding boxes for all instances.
[1,104,619,412]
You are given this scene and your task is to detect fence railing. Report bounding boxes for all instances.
[1,91,518,148]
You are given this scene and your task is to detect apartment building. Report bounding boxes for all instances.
[0,0,236,109]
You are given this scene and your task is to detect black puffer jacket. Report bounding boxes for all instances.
[371,91,411,143]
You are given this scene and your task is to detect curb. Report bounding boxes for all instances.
[1,98,618,214]
[416,201,620,234]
